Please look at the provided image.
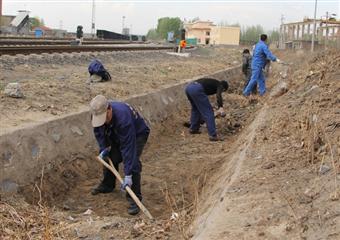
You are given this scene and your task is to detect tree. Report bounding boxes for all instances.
[156,17,182,40]
[146,28,160,40]
[188,17,200,23]
[29,16,45,30]
[240,25,264,44]
[218,21,240,27]
[269,29,280,42]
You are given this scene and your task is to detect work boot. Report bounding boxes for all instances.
[183,122,191,128]
[128,202,140,215]
[189,129,201,134]
[91,183,114,195]
[209,135,223,142]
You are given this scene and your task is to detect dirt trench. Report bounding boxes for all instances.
[9,77,260,239]
[5,49,337,240]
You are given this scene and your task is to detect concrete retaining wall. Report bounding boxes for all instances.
[0,66,241,192]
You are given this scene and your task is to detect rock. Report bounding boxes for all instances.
[74,228,88,238]
[85,236,102,240]
[70,126,83,136]
[0,179,18,194]
[102,222,120,230]
[89,74,102,83]
[63,203,71,211]
[285,223,293,231]
[83,209,93,215]
[319,164,331,175]
[133,221,146,231]
[57,75,66,81]
[51,133,61,143]
[262,162,275,169]
[170,212,179,221]
[279,71,288,79]
[244,222,251,227]
[302,85,320,97]
[4,83,24,98]
[304,188,316,198]
[270,81,288,98]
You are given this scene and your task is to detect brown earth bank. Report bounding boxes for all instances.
[0,47,241,131]
[191,49,340,240]
[1,48,339,240]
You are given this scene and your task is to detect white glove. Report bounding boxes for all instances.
[276,58,281,63]
[217,107,226,117]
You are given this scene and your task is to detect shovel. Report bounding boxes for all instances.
[96,156,154,220]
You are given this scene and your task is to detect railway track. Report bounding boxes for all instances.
[0,39,143,46]
[0,45,174,56]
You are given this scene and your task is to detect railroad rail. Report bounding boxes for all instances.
[0,39,144,46]
[0,45,174,56]
[0,36,102,40]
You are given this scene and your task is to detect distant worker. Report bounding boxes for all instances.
[76,25,84,45]
[243,34,280,96]
[90,95,150,215]
[88,59,112,83]
[179,39,187,53]
[185,78,229,141]
[242,49,256,94]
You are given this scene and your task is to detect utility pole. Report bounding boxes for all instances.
[122,16,126,34]
[91,0,96,38]
[0,0,3,27]
[325,11,329,49]
[311,0,318,52]
[280,14,285,49]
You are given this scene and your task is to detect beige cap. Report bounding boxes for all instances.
[90,95,108,127]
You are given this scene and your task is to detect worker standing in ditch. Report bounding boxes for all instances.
[89,95,150,215]
[243,34,280,97]
[242,49,256,94]
[185,78,229,141]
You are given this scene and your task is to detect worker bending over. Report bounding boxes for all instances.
[90,95,150,215]
[185,78,229,141]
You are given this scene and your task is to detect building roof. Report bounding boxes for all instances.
[33,26,52,31]
[10,11,29,27]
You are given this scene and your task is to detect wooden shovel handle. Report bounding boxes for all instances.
[96,156,154,220]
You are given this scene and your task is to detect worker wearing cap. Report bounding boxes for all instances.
[243,34,280,96]
[185,78,229,141]
[90,95,150,215]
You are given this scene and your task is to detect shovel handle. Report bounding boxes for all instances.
[96,156,154,220]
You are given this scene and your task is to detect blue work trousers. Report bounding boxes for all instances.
[243,66,266,96]
[185,82,216,137]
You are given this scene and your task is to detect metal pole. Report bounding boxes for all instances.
[91,0,95,38]
[311,0,318,52]
[325,11,329,49]
[122,16,125,34]
[280,14,285,49]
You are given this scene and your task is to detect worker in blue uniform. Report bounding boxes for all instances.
[243,34,280,96]
[185,78,229,141]
[90,95,150,215]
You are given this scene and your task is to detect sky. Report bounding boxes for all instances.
[3,0,340,35]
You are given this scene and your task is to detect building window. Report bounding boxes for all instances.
[206,31,210,36]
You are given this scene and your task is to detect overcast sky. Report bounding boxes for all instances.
[3,0,340,35]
